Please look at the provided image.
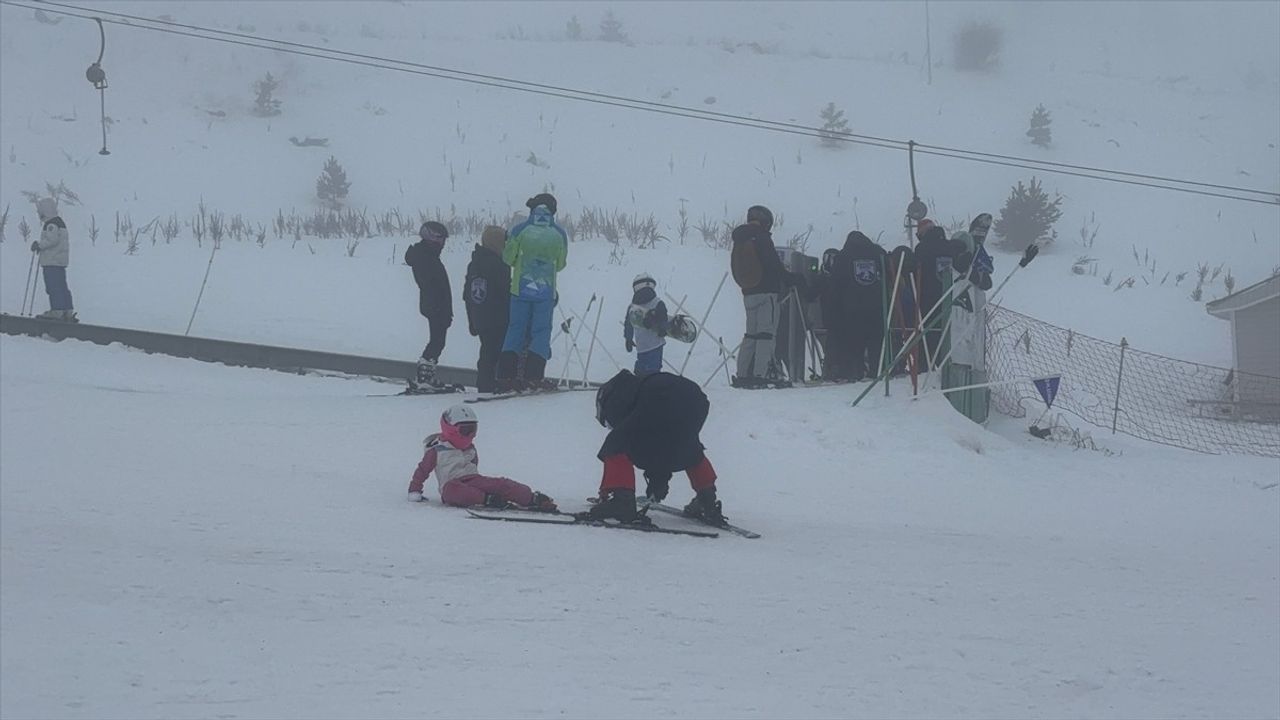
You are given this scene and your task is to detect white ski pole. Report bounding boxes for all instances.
[679,272,729,376]
[581,296,605,385]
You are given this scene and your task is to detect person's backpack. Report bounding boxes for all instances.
[731,231,763,290]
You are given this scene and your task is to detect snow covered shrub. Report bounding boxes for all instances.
[1027,104,1052,148]
[315,156,351,208]
[818,102,850,147]
[953,20,1002,73]
[566,15,583,40]
[994,177,1062,251]
[252,72,282,117]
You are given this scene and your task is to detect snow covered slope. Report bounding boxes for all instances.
[1,1,1277,368]
[2,336,1277,718]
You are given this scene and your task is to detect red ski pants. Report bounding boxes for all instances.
[599,454,717,493]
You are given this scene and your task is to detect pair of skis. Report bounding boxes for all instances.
[467,500,761,540]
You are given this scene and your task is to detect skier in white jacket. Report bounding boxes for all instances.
[30,197,75,322]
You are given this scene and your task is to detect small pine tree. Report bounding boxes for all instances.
[1027,104,1052,148]
[315,156,351,208]
[993,176,1063,251]
[566,15,583,40]
[818,102,850,147]
[599,10,627,43]
[252,72,282,117]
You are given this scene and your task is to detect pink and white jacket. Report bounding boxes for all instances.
[408,433,481,495]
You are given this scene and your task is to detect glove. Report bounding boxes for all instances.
[625,338,635,353]
[644,471,671,502]
[30,241,40,252]
[407,491,424,503]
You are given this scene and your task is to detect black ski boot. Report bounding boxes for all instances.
[482,493,510,510]
[525,491,558,513]
[577,489,644,523]
[682,487,726,525]
[523,353,557,391]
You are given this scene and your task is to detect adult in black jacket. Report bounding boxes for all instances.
[463,225,511,393]
[913,223,954,366]
[580,371,725,524]
[405,221,452,387]
[729,205,797,386]
[835,231,888,380]
[816,248,854,381]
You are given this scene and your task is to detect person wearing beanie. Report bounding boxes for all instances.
[728,204,799,388]
[464,225,512,393]
[837,230,889,381]
[495,193,568,392]
[623,272,669,377]
[405,221,453,390]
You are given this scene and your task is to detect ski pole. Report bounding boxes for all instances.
[557,296,594,386]
[663,290,738,369]
[679,272,728,376]
[882,252,907,396]
[569,307,625,376]
[21,250,36,316]
[185,243,218,335]
[922,245,1039,394]
[854,243,1038,407]
[703,339,743,388]
[581,296,605,385]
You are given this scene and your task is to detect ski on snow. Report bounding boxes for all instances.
[466,508,719,538]
[464,386,595,404]
[638,499,762,539]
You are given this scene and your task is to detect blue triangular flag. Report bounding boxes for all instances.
[1033,376,1061,409]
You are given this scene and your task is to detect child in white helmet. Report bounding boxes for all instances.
[407,404,557,511]
[623,272,669,377]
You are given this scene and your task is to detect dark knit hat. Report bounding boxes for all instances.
[526,193,557,215]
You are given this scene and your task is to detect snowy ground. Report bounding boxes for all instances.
[3,2,1279,717]
[2,335,1277,719]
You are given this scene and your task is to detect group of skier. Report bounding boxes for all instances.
[726,202,996,388]
[405,192,568,394]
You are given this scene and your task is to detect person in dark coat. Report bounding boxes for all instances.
[729,204,798,387]
[579,370,725,524]
[464,225,511,393]
[912,220,955,367]
[405,221,452,387]
[835,231,888,381]
[816,248,854,381]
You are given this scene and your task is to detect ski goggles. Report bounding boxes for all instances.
[456,422,478,437]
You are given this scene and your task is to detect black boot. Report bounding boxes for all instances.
[523,353,556,391]
[494,351,520,393]
[578,489,643,523]
[482,493,509,509]
[682,487,726,525]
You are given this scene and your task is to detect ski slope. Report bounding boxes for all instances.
[2,1,1279,716]
[2,336,1277,718]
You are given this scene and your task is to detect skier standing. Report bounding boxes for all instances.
[912,219,955,367]
[581,370,726,524]
[623,272,668,377]
[31,197,75,322]
[816,248,853,381]
[496,193,568,392]
[408,404,557,510]
[405,221,453,390]
[464,225,511,393]
[729,204,796,387]
[835,231,888,381]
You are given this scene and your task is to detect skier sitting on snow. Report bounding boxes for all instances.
[579,370,726,525]
[623,272,668,377]
[407,404,557,511]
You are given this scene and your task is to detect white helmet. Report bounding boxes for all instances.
[442,404,478,425]
[632,273,656,291]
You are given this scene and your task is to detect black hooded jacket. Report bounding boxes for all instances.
[913,226,954,320]
[834,231,887,323]
[405,240,452,322]
[597,371,709,472]
[463,244,510,336]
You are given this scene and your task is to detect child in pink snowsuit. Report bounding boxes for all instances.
[407,404,557,511]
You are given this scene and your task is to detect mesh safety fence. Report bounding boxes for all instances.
[985,305,1280,457]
